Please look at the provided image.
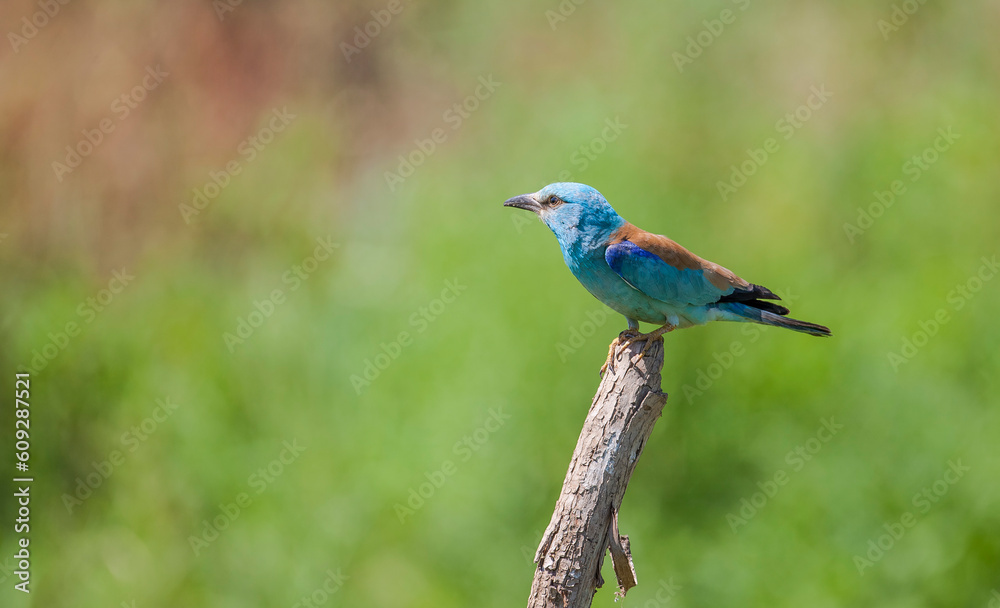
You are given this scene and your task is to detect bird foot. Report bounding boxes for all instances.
[600,329,642,377]
[628,323,676,367]
[600,324,676,376]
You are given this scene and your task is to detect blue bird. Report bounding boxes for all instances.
[504,183,831,373]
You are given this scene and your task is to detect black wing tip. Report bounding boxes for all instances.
[718,283,782,305]
[753,284,781,300]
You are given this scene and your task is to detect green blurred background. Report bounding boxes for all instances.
[1,0,998,606]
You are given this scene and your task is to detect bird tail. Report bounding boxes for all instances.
[720,302,832,337]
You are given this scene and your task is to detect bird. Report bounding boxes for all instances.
[503,182,831,374]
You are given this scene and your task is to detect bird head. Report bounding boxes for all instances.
[503,183,625,249]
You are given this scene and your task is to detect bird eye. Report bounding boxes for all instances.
[548,195,561,206]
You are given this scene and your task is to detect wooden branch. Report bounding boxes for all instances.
[527,338,668,608]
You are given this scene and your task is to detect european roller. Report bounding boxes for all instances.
[504,183,831,373]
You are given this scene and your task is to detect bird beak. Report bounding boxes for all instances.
[503,194,542,214]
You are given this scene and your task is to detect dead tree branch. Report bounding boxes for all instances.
[527,338,668,608]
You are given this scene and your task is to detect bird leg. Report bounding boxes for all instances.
[600,328,643,377]
[629,322,676,366]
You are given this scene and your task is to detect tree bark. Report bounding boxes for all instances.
[527,338,668,608]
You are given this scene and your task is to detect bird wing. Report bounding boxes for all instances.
[604,223,781,308]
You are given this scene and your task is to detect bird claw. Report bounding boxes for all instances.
[599,324,677,375]
[600,339,620,377]
[627,323,676,367]
[601,324,675,376]
[600,329,645,377]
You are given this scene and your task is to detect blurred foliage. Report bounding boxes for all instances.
[1,0,999,606]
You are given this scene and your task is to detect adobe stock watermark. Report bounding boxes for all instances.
[986,588,1000,608]
[726,417,843,533]
[394,406,511,523]
[681,289,798,404]
[61,396,179,514]
[853,459,969,575]
[212,0,245,21]
[511,116,627,235]
[519,527,546,565]
[51,65,169,182]
[888,255,998,371]
[0,557,18,586]
[291,568,348,608]
[383,75,501,191]
[18,267,136,374]
[179,106,296,223]
[188,439,307,556]
[350,278,467,394]
[8,0,72,54]
[545,0,588,30]
[672,0,751,72]
[340,0,408,62]
[554,308,612,362]
[223,236,339,353]
[638,578,682,608]
[717,85,832,201]
[555,116,628,183]
[843,127,959,243]
[877,0,928,41]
